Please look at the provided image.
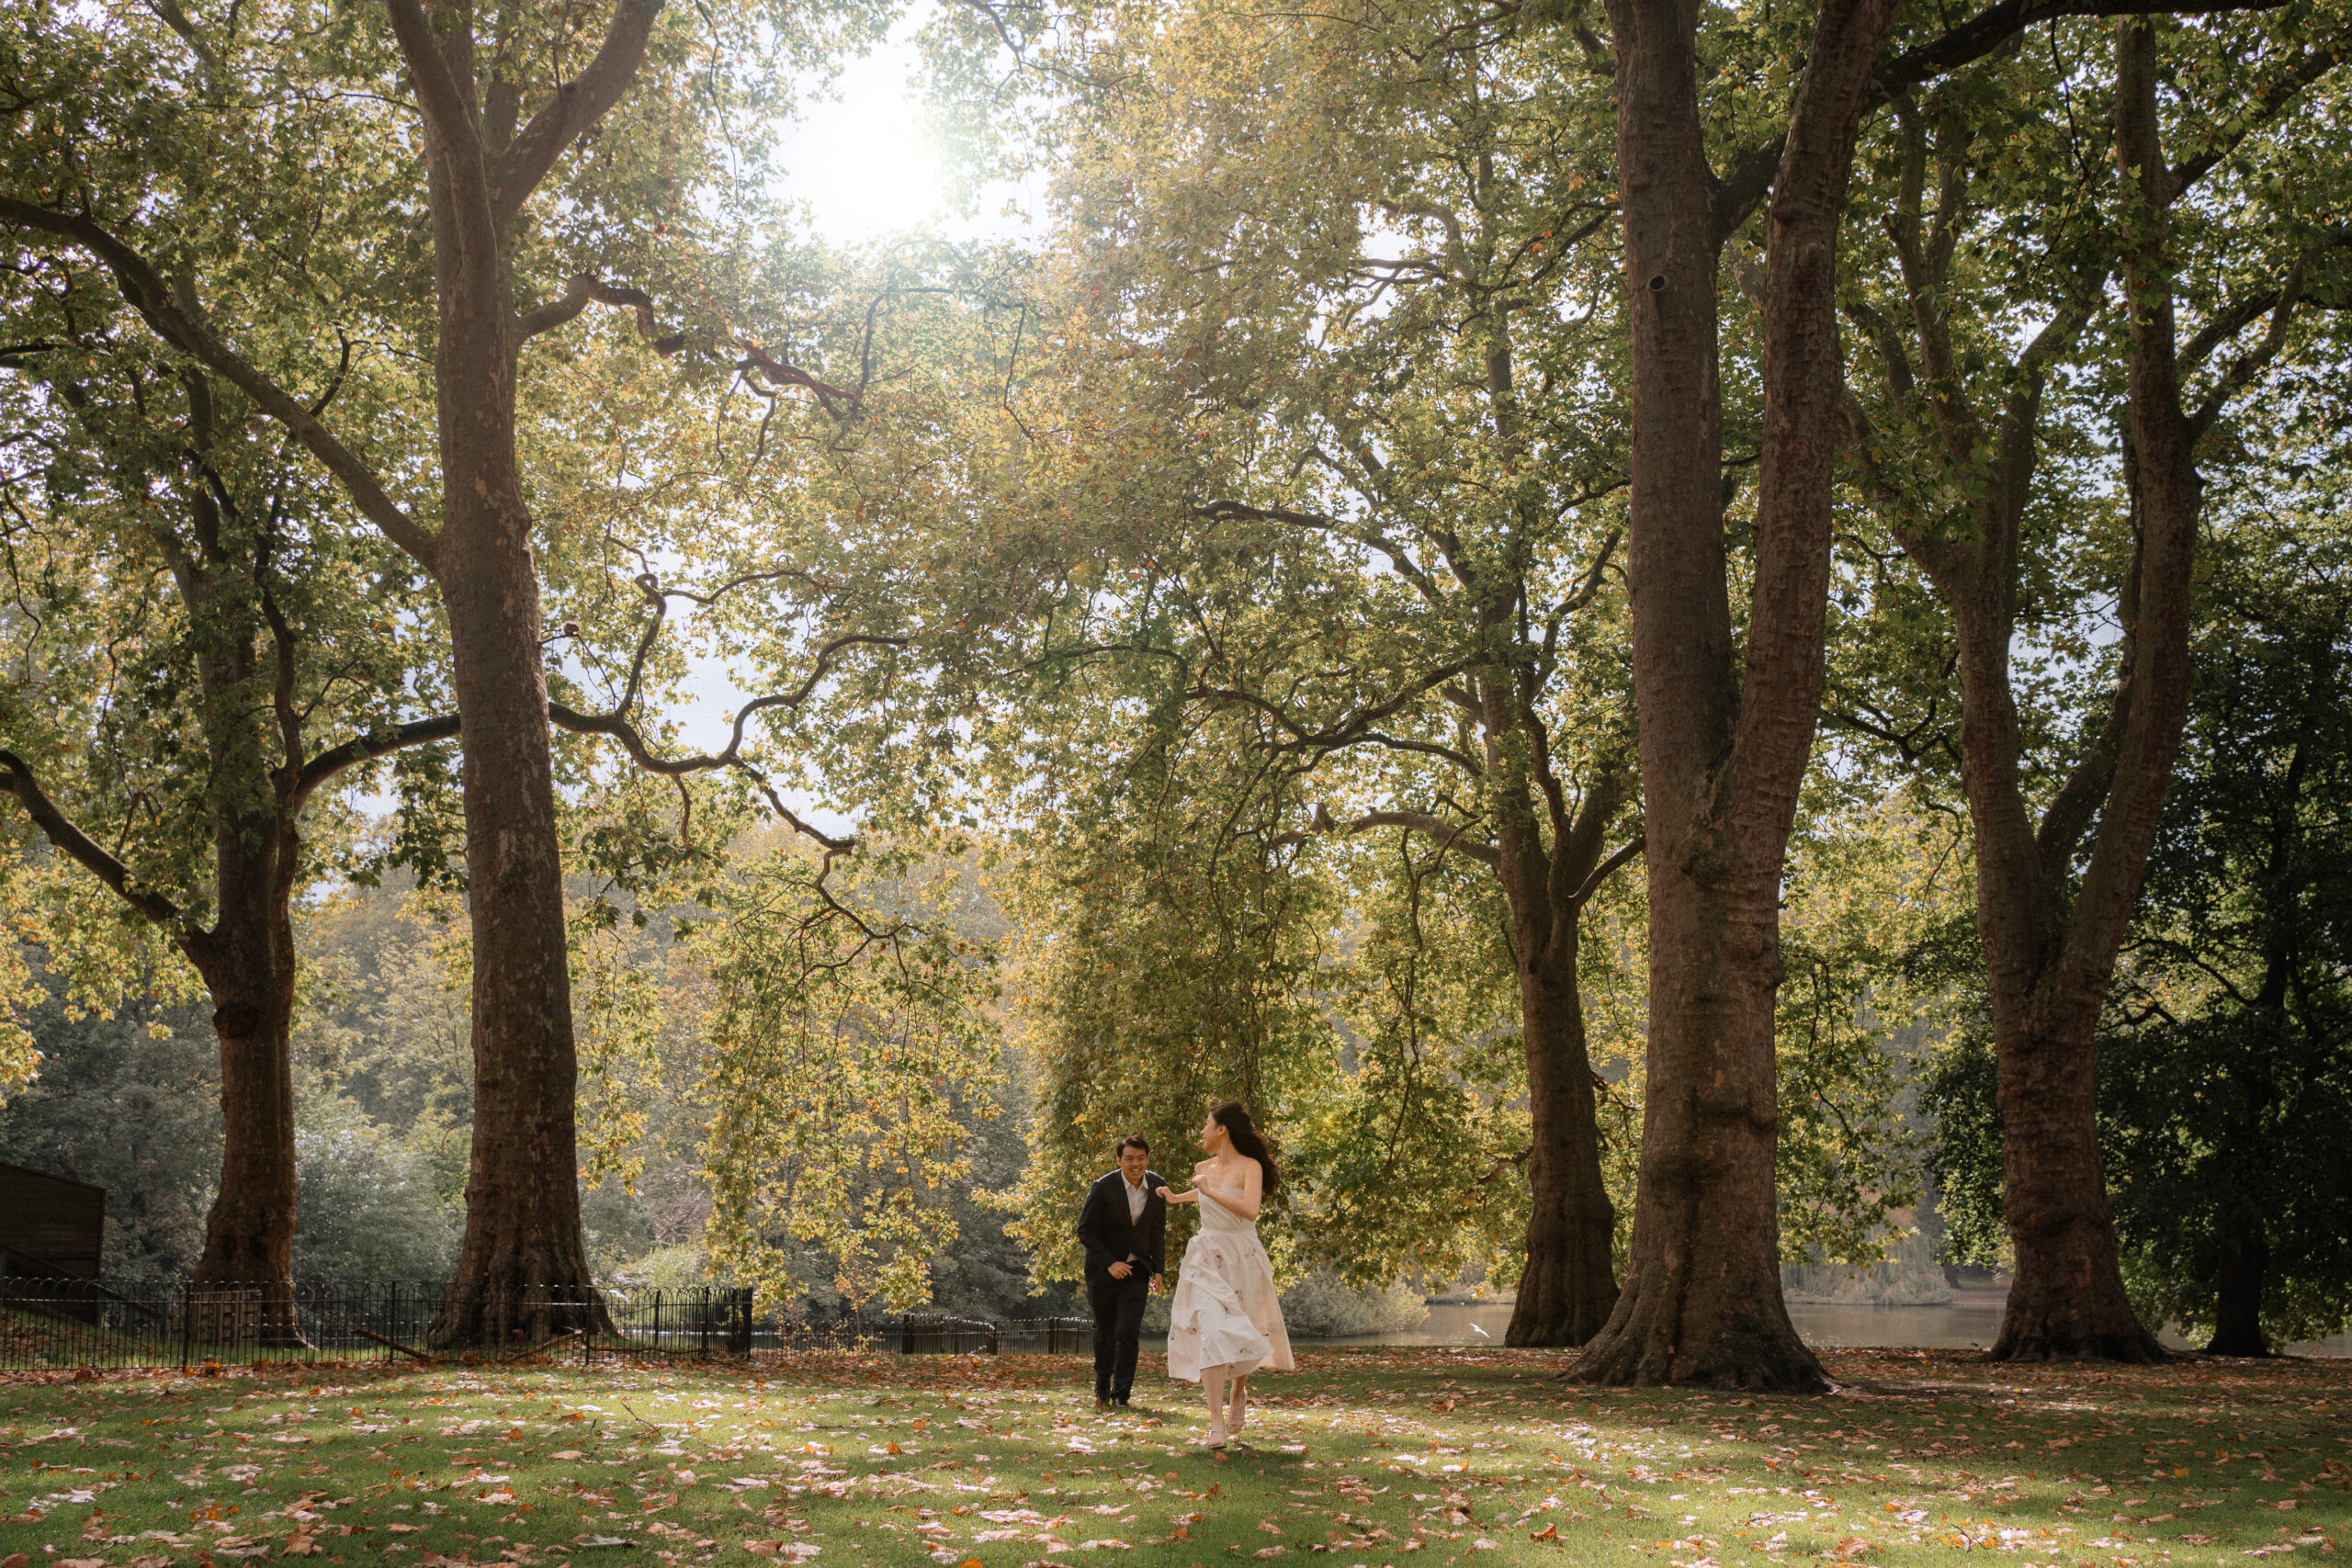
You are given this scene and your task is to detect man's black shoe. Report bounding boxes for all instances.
[1094,1397,1112,1412]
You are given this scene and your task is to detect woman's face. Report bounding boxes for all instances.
[1200,1111,1229,1152]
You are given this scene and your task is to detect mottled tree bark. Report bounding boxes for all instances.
[187,829,301,1292]
[1841,85,2165,1362]
[1507,928,1620,1347]
[1976,17,2211,1362]
[381,0,665,1345]
[1963,16,2200,1366]
[1496,760,1627,1348]
[1569,0,1895,1391]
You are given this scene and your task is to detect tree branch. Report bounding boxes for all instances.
[737,339,863,415]
[1708,0,2302,241]
[292,715,463,807]
[0,199,439,570]
[493,0,669,232]
[0,749,183,926]
[520,272,696,350]
[139,0,219,68]
[1270,804,1503,868]
[1188,660,1482,775]
[547,620,902,853]
[2187,226,2351,440]
[381,0,499,268]
[1570,832,1645,908]
[1193,498,1445,606]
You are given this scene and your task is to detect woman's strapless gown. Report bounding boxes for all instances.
[1166,1183,1293,1382]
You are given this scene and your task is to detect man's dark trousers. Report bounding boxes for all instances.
[1088,1268,1149,1404]
[1075,1168,1166,1404]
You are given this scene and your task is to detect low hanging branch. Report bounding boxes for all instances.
[546,571,904,855]
[0,749,183,928]
[1,709,465,943]
[517,272,865,423]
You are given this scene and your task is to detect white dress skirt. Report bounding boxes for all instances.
[1166,1182,1294,1382]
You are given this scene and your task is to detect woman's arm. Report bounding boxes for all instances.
[1196,1160,1263,1221]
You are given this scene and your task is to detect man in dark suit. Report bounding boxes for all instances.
[1076,1134,1166,1410]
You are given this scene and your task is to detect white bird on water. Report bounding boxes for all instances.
[1471,1323,1492,1338]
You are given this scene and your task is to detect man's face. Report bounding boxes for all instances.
[1119,1145,1149,1185]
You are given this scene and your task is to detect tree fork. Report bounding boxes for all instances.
[1571,0,1897,1391]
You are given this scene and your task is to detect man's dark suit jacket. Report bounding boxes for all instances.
[1077,1169,1168,1281]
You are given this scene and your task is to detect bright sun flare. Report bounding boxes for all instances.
[775,41,944,243]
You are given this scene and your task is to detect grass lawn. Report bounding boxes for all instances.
[1,1346,2344,1568]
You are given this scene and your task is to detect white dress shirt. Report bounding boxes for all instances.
[1125,1176,1149,1223]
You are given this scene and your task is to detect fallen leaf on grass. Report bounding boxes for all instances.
[550,1450,585,1461]
[386,1524,425,1534]
[1530,1523,1558,1540]
[572,1537,635,1551]
[285,1536,321,1557]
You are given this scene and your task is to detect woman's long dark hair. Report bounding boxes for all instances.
[1208,1101,1282,1197]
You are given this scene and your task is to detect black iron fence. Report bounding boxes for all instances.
[1003,1315,1095,1354]
[0,1279,1107,1371]
[0,1279,752,1371]
[898,1314,1000,1354]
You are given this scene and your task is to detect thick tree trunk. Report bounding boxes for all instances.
[1475,302,1624,1348]
[185,815,304,1344]
[1574,861,1818,1385]
[2205,1231,2268,1356]
[1571,0,1893,1391]
[1931,578,2167,1362]
[1967,19,2199,1364]
[1476,661,1624,1349]
[187,987,302,1347]
[429,536,601,1344]
[1988,1016,2163,1359]
[190,986,298,1287]
[187,824,300,1287]
[422,199,598,1345]
[1507,920,1619,1347]
[1574,0,1807,1387]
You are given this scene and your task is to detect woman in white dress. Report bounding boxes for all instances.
[1163,1100,1293,1449]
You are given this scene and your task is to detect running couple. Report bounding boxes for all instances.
[1075,1100,1293,1449]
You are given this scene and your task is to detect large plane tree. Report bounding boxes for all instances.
[1,0,874,1340]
